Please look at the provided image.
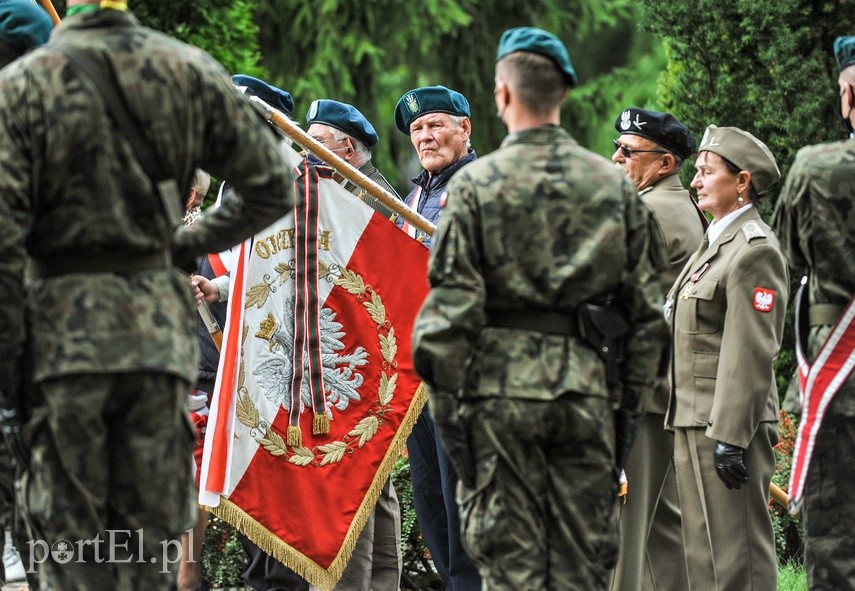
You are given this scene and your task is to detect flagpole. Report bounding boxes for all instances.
[37,0,61,25]
[247,95,436,238]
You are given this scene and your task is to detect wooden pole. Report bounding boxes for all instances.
[37,0,61,25]
[247,95,435,238]
[770,482,789,509]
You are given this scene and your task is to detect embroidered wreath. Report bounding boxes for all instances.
[235,265,398,467]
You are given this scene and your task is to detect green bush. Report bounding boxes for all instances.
[770,410,803,565]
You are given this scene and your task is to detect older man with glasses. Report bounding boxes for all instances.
[609,107,705,591]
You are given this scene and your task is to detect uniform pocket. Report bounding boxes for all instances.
[457,453,508,565]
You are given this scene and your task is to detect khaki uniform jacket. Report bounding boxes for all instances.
[640,174,705,414]
[665,207,788,448]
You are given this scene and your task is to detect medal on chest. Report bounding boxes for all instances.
[681,262,710,300]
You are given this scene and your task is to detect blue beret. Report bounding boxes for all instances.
[231,74,294,116]
[0,0,53,51]
[496,27,577,87]
[394,85,470,134]
[834,36,855,71]
[615,108,696,159]
[306,99,379,148]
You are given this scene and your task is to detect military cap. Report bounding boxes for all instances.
[394,85,470,134]
[834,36,855,71]
[231,74,294,116]
[615,108,696,159]
[697,125,780,194]
[0,0,53,51]
[496,26,578,87]
[306,99,379,148]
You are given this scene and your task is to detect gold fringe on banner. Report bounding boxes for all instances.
[207,383,429,591]
[312,412,330,435]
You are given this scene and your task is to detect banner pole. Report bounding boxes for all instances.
[37,0,61,25]
[247,96,435,238]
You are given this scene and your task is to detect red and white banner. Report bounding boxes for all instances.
[199,145,429,589]
[788,284,855,515]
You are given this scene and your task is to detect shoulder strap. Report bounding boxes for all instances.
[52,43,183,227]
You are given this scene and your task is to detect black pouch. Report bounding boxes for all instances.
[578,303,629,388]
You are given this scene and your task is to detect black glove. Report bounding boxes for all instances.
[714,441,748,490]
[429,394,475,489]
[0,389,29,467]
[614,408,642,472]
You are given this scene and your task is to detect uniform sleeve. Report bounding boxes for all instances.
[771,152,810,274]
[707,242,788,448]
[618,182,670,412]
[411,173,485,395]
[173,61,296,259]
[0,68,35,394]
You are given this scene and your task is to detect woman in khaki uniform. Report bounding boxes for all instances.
[665,126,788,590]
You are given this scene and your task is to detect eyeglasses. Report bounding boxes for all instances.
[612,140,667,159]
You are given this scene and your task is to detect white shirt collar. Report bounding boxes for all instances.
[707,203,753,245]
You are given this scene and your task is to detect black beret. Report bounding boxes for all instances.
[834,36,855,71]
[496,27,577,86]
[615,108,696,159]
[0,0,52,51]
[231,74,294,116]
[306,99,379,148]
[394,85,470,134]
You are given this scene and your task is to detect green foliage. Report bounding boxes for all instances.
[778,560,808,591]
[201,514,247,588]
[254,0,636,193]
[391,455,444,590]
[770,410,803,565]
[638,0,853,205]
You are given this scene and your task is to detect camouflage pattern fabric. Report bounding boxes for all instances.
[412,125,669,589]
[22,373,195,590]
[458,396,618,591]
[772,138,855,589]
[0,8,295,589]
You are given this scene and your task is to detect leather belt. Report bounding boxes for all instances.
[28,251,172,278]
[485,309,579,337]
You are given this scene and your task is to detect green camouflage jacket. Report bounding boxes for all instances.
[0,9,294,392]
[772,137,855,415]
[412,125,668,410]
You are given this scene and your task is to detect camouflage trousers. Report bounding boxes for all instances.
[803,385,855,591]
[0,445,39,588]
[19,372,197,591]
[457,395,618,591]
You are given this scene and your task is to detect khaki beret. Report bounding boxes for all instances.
[697,125,780,194]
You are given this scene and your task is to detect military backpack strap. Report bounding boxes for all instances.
[50,42,183,232]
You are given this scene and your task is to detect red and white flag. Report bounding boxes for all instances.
[198,145,429,589]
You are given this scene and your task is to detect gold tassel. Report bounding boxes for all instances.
[286,425,302,448]
[313,412,330,435]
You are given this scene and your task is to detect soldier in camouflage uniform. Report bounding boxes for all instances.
[0,1,295,589]
[771,36,855,590]
[412,27,669,590]
[0,2,53,588]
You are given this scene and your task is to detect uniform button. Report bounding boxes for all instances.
[707,420,713,426]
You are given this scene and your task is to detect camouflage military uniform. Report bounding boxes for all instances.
[772,138,855,590]
[412,125,669,590]
[0,8,294,590]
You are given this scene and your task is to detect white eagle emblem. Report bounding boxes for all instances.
[620,110,632,131]
[753,288,775,312]
[254,295,369,416]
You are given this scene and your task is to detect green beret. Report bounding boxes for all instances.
[496,26,577,87]
[394,85,470,134]
[0,0,52,51]
[231,74,294,116]
[834,36,855,71]
[697,125,780,194]
[306,99,379,148]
